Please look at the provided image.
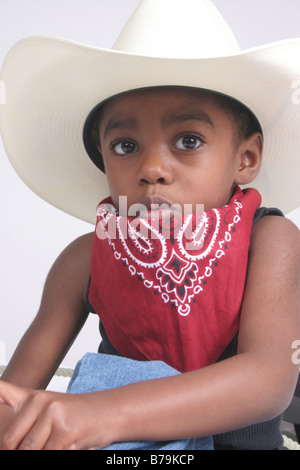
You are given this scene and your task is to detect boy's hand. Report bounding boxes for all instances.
[0,403,16,448]
[0,380,113,450]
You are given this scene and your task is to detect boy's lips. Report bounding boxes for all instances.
[135,196,178,219]
[138,196,173,209]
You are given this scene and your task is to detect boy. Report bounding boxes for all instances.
[0,0,299,450]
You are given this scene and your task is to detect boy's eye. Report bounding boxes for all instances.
[175,135,202,150]
[113,141,138,155]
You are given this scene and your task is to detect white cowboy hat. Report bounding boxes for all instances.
[0,0,300,223]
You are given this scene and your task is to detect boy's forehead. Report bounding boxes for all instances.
[104,86,216,106]
[100,86,225,121]
[96,85,242,146]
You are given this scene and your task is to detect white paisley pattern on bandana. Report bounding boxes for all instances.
[96,189,246,317]
[89,187,262,371]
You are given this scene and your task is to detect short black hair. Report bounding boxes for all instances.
[83,87,263,173]
[213,92,263,146]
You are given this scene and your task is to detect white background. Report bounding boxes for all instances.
[1,0,300,368]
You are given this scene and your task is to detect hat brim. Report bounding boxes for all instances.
[1,37,300,223]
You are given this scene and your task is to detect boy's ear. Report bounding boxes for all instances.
[234,132,263,185]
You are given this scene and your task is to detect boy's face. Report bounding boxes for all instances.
[98,87,248,214]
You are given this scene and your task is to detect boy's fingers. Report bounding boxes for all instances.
[0,380,31,410]
[12,413,52,450]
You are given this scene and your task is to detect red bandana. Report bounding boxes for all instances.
[89,187,261,372]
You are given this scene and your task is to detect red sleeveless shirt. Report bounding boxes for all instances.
[89,187,261,372]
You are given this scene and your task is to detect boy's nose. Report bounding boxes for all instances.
[137,149,173,186]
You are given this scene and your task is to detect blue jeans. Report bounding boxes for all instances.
[67,353,213,450]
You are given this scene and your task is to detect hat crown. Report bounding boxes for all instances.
[112,0,240,58]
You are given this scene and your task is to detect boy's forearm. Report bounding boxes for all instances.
[2,234,92,390]
[1,327,61,390]
[1,314,82,390]
[97,353,297,444]
[0,350,296,450]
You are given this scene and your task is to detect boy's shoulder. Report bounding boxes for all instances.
[252,213,299,239]
[53,231,94,275]
[250,214,300,265]
[32,232,95,320]
[70,231,94,250]
[63,231,94,255]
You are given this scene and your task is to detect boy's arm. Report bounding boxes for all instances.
[1,232,94,390]
[110,215,300,442]
[0,216,299,450]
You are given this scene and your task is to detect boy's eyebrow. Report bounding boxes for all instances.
[162,111,214,128]
[102,110,214,138]
[103,117,137,138]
